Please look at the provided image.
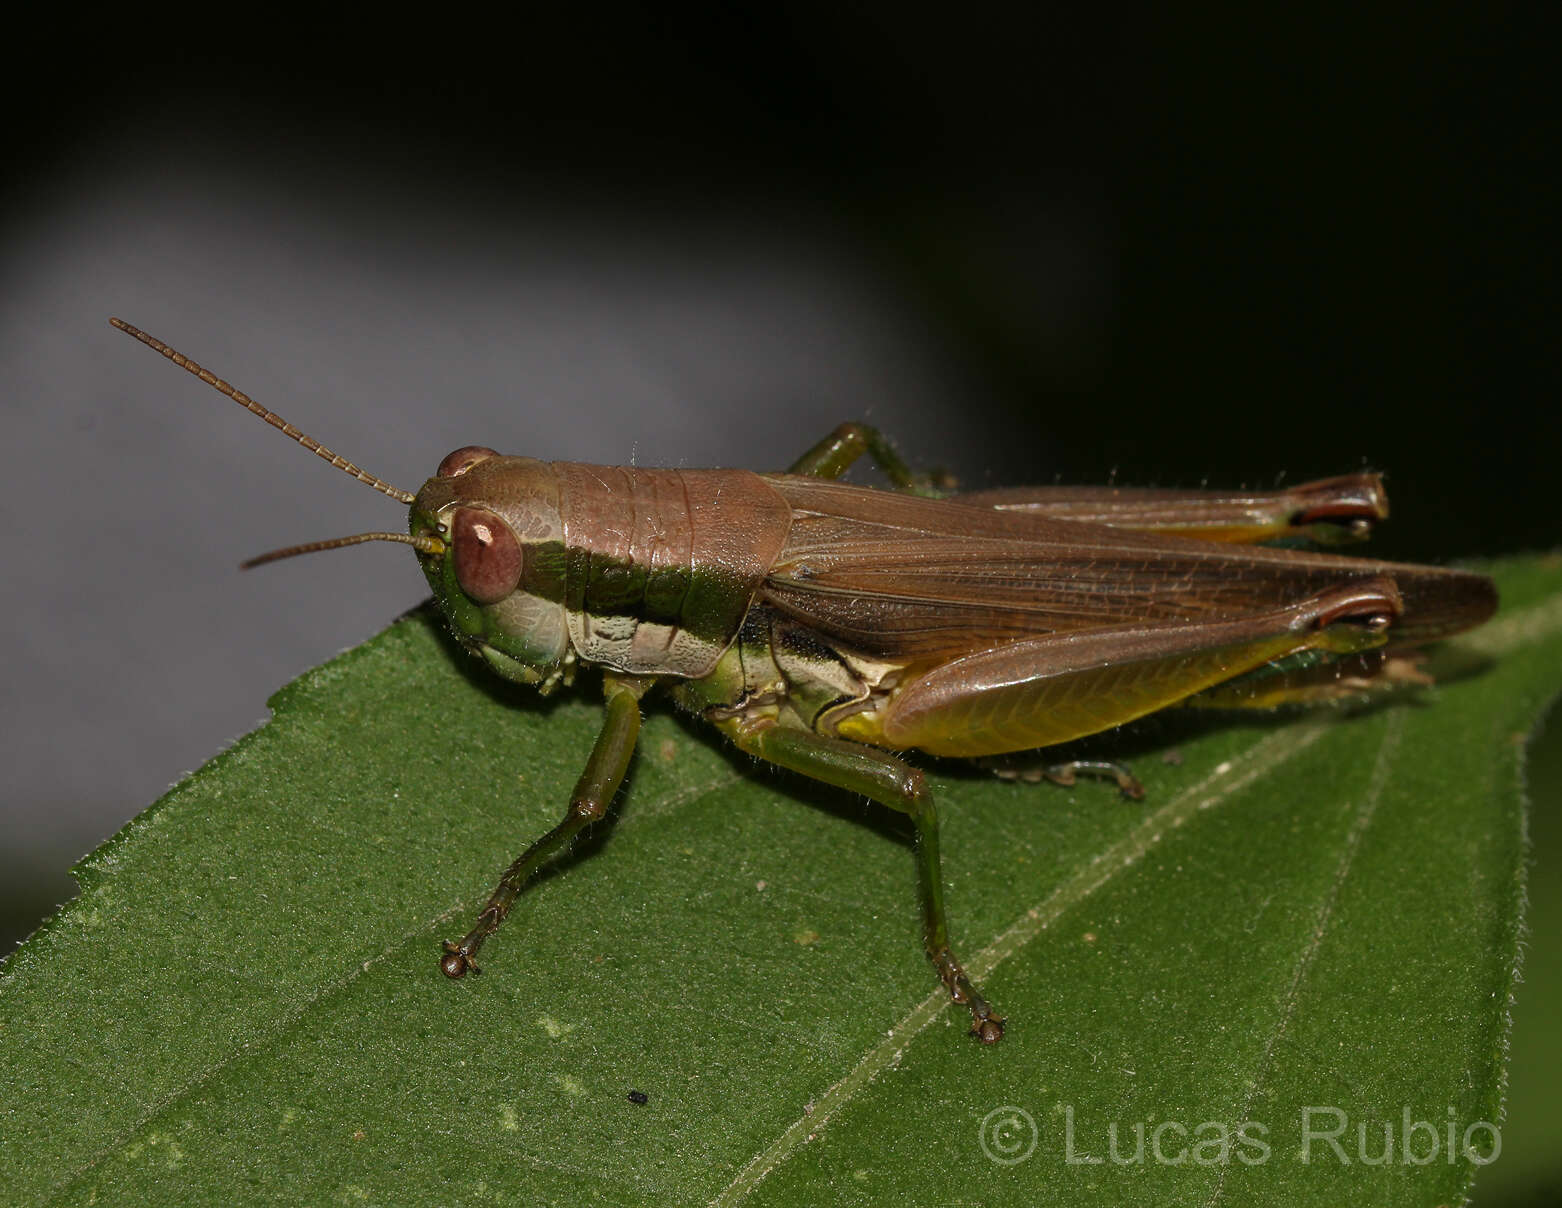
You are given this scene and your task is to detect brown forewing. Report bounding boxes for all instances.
[758,476,1495,662]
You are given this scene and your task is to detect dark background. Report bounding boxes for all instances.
[2,10,1556,1199]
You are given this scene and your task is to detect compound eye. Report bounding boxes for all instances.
[451,507,523,604]
[437,446,499,478]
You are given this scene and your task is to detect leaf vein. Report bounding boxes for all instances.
[1205,710,1403,1206]
[712,720,1333,1206]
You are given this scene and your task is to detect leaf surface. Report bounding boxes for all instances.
[2,555,1559,1206]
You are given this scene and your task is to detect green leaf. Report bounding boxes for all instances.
[3,555,1559,1206]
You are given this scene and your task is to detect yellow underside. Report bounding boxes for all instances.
[835,626,1375,758]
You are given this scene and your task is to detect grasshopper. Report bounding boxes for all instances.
[112,318,1497,1044]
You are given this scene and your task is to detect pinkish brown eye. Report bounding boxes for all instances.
[451,507,523,604]
[437,446,499,478]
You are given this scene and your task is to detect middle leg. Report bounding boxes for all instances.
[785,421,952,496]
[718,719,1004,1043]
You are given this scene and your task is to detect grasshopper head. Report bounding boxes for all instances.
[108,321,574,694]
[409,448,574,692]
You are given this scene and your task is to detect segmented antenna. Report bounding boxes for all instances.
[241,532,446,569]
[109,317,416,505]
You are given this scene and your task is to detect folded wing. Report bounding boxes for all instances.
[759,476,1493,662]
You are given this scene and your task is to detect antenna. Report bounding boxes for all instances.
[241,532,446,569]
[109,318,416,505]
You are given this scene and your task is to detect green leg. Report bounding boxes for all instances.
[786,422,952,496]
[441,686,642,977]
[723,720,1004,1043]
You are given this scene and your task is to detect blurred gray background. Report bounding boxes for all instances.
[2,12,1558,1195]
[6,135,1030,883]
